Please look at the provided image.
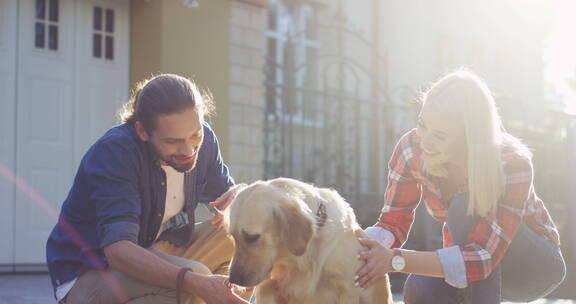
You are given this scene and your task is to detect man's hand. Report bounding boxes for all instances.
[355,238,394,289]
[210,184,246,227]
[187,272,249,304]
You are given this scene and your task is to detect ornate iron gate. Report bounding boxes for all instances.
[262,3,418,225]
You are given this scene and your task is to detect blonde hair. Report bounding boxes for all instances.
[422,70,525,217]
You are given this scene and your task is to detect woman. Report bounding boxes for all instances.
[356,70,566,303]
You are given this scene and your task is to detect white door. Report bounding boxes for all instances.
[75,0,130,159]
[14,0,77,268]
[0,0,18,270]
[12,0,130,268]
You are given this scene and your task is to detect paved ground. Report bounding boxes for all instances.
[0,273,573,304]
[0,274,54,304]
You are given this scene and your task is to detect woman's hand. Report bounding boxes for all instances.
[355,238,394,289]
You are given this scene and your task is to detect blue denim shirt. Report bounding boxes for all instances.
[45,122,233,294]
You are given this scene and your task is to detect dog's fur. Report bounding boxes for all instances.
[224,178,392,304]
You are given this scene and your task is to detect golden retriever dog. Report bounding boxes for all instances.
[224,178,392,304]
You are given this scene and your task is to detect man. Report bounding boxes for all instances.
[46,74,249,304]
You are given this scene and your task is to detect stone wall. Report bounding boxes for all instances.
[227,0,267,183]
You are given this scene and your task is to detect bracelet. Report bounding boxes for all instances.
[176,267,193,304]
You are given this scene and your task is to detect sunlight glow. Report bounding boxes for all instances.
[543,0,576,114]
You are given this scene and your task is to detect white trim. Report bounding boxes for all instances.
[14,264,49,272]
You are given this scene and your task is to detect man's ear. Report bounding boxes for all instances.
[134,121,150,142]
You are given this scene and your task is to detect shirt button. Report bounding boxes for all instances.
[157,213,162,217]
[161,182,165,186]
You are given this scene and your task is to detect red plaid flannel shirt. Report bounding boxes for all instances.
[376,129,560,282]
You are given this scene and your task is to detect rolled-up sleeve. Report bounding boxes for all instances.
[437,245,468,288]
[364,226,395,248]
[83,135,142,248]
[98,221,140,248]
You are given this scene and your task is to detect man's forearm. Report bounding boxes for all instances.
[104,240,200,291]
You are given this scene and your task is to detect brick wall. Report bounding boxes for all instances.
[227,0,267,183]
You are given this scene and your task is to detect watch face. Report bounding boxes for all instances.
[392,255,406,271]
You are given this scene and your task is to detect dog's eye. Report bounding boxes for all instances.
[243,232,260,244]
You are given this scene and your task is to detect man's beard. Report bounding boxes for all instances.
[149,144,198,173]
[164,154,198,173]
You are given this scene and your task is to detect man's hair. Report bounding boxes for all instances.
[422,69,530,217]
[120,74,214,133]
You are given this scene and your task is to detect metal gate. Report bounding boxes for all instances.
[262,3,418,225]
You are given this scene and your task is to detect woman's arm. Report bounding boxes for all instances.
[373,130,423,248]
[355,238,444,288]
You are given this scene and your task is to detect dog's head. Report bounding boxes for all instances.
[224,178,319,287]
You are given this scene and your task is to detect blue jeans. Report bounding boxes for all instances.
[403,194,566,304]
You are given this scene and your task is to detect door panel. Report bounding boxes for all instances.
[11,0,130,266]
[14,0,76,264]
[75,0,130,161]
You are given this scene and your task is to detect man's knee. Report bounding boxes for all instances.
[150,248,212,275]
[167,255,211,276]
[183,260,211,276]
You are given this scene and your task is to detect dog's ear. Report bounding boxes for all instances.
[274,202,314,256]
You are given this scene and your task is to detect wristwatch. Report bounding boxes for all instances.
[391,248,406,272]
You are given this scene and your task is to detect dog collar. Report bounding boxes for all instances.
[316,202,327,228]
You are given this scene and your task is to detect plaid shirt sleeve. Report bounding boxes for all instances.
[375,131,422,248]
[459,153,533,282]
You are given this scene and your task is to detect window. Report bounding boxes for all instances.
[265,0,320,126]
[93,6,115,60]
[35,0,59,50]
[299,5,319,122]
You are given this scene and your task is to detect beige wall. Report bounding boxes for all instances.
[130,0,231,159]
[130,0,162,87]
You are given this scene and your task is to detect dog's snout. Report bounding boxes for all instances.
[229,268,245,286]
